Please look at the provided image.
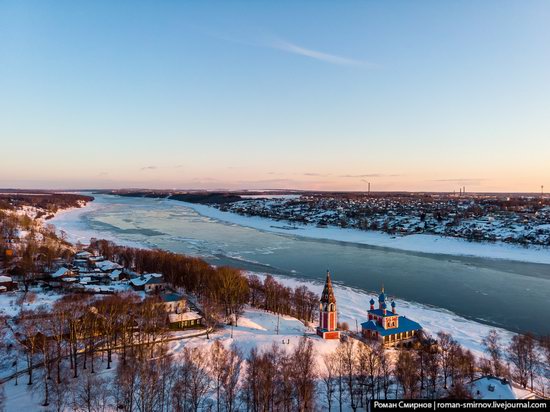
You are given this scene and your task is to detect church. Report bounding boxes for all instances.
[361,287,422,346]
[316,271,341,340]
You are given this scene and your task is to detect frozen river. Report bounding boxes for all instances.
[51,194,550,335]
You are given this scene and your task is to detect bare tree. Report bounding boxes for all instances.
[395,350,419,398]
[321,352,337,412]
[221,344,243,412]
[337,339,359,411]
[114,354,139,411]
[49,367,71,412]
[508,333,539,391]
[199,294,222,339]
[14,310,40,385]
[210,340,227,412]
[291,337,316,411]
[182,346,211,412]
[72,368,112,412]
[377,343,392,400]
[482,329,505,376]
[508,334,530,388]
[437,331,455,390]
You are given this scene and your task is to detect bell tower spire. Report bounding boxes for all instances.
[317,270,341,340]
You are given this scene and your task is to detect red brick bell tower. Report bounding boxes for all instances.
[316,271,341,340]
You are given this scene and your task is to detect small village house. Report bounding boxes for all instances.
[0,275,17,292]
[470,376,516,400]
[130,274,166,293]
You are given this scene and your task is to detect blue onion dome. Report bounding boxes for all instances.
[369,298,375,305]
[382,302,387,309]
[391,300,396,307]
[378,292,386,302]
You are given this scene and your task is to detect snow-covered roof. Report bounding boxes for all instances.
[0,275,13,283]
[62,277,78,283]
[51,267,71,278]
[95,260,123,272]
[361,316,422,336]
[471,376,517,400]
[75,251,92,258]
[130,274,165,287]
[368,308,399,318]
[161,293,185,303]
[109,270,122,280]
[169,311,202,323]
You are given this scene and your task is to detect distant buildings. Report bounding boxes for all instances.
[361,287,422,346]
[215,195,550,247]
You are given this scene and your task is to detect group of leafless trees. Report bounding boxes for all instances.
[481,329,550,394]
[88,240,318,326]
[3,291,171,410]
[248,274,318,324]
[1,214,74,291]
[2,293,550,411]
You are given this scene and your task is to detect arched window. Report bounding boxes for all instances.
[329,303,335,312]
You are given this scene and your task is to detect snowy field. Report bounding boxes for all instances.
[180,201,550,265]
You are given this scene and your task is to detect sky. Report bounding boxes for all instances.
[1,1,549,192]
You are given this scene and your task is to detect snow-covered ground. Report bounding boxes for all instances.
[251,273,514,359]
[170,307,339,362]
[179,201,550,265]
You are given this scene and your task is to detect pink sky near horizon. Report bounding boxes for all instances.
[2,1,549,193]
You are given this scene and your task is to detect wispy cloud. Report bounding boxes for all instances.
[270,39,374,67]
[140,166,158,171]
[340,173,400,178]
[434,178,485,185]
[195,27,375,68]
[303,172,330,177]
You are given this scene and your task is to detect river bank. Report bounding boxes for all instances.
[176,201,550,265]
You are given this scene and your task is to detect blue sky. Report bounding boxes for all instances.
[1,1,549,191]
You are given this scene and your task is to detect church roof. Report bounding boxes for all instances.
[368,308,398,317]
[320,271,336,304]
[361,316,422,336]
